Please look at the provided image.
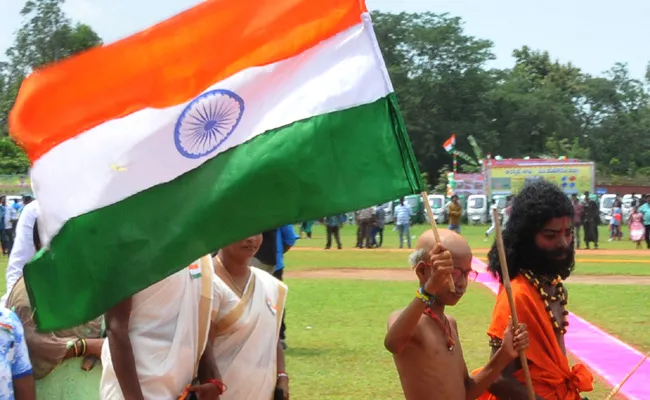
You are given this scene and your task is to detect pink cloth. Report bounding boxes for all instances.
[630,213,645,241]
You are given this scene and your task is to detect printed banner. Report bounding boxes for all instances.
[488,162,594,195]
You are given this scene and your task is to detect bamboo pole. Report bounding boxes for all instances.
[604,351,649,400]
[421,192,455,292]
[491,208,536,400]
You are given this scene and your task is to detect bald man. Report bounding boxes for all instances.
[384,229,529,400]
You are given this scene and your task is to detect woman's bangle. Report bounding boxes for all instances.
[73,338,87,357]
[277,372,289,380]
[206,379,227,395]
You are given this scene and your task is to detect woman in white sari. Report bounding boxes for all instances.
[211,234,289,400]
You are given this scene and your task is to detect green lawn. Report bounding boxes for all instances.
[286,245,650,276]
[1,242,639,399]
[567,284,650,352]
[284,279,618,399]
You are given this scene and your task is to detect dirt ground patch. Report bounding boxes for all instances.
[294,247,647,257]
[286,268,650,285]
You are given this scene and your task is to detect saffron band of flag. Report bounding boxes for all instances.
[10,0,423,331]
[443,134,456,153]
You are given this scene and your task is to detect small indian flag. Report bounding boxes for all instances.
[443,134,456,154]
[10,0,423,330]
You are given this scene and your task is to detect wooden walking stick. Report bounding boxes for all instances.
[492,208,536,400]
[604,351,649,400]
[421,192,455,292]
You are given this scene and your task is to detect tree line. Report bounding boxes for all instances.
[2,1,649,186]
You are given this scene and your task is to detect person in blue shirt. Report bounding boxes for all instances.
[0,196,7,255]
[273,225,298,349]
[252,224,298,349]
[0,307,36,400]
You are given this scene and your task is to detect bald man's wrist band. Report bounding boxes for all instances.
[416,287,436,307]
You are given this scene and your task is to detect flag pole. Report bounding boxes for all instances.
[492,208,536,400]
[604,351,649,400]
[453,149,457,173]
[421,192,456,292]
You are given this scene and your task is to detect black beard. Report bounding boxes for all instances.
[520,243,575,280]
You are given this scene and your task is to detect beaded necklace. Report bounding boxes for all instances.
[423,308,455,351]
[522,270,570,334]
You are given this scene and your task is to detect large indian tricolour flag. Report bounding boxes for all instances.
[10,0,423,331]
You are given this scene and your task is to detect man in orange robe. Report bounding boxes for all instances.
[482,181,594,400]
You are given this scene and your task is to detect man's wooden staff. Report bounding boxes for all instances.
[492,208,536,400]
[603,351,649,400]
[420,192,456,292]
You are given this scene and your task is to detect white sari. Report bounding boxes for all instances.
[212,267,287,400]
[100,259,213,400]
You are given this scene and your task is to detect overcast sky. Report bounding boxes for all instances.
[0,0,648,79]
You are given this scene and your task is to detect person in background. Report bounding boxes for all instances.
[571,194,584,249]
[609,200,622,241]
[639,194,650,249]
[1,196,16,256]
[582,192,599,250]
[356,207,375,249]
[501,195,514,231]
[394,197,413,249]
[324,215,344,250]
[372,205,386,248]
[447,195,463,234]
[7,278,104,398]
[484,200,498,241]
[0,196,5,255]
[269,225,298,350]
[1,200,39,307]
[0,307,36,400]
[629,205,645,249]
[299,221,314,239]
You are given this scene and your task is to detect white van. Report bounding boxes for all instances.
[622,194,642,221]
[424,194,446,224]
[467,194,488,225]
[599,194,616,225]
[379,201,395,224]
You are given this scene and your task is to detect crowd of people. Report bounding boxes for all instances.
[1,182,646,399]
[571,192,650,250]
[0,195,34,256]
[0,197,296,399]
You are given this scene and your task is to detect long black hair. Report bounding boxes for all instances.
[487,180,575,282]
[33,219,42,251]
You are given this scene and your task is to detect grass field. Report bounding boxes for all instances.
[2,222,644,399]
[284,279,619,399]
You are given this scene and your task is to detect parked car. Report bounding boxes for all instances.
[599,194,616,225]
[467,194,488,225]
[424,194,446,224]
[622,194,642,222]
[379,201,395,224]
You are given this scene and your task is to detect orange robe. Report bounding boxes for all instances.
[479,276,593,400]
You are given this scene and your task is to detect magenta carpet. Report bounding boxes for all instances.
[472,258,649,400]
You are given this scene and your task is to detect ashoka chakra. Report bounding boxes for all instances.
[174,89,245,159]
